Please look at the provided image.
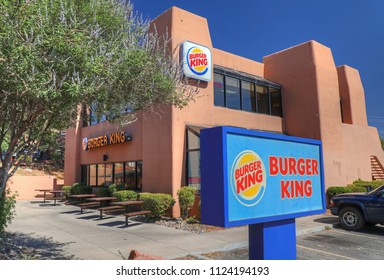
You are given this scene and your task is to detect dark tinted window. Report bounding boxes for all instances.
[270,87,282,117]
[242,81,256,112]
[214,73,225,107]
[257,85,270,115]
[225,76,241,110]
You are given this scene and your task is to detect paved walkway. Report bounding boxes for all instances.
[6,200,339,260]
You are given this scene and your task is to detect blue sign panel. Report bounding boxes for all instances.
[201,126,326,228]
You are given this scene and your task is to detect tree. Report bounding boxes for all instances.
[0,0,195,199]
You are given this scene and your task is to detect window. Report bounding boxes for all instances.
[125,162,136,190]
[82,161,142,189]
[270,87,282,117]
[213,67,282,117]
[225,76,241,110]
[214,73,225,107]
[89,165,97,186]
[242,81,256,112]
[186,127,201,191]
[114,163,124,185]
[257,85,270,115]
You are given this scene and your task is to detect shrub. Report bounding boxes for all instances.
[347,184,367,193]
[138,192,175,218]
[0,189,17,234]
[352,179,384,190]
[177,186,196,219]
[326,186,353,198]
[114,190,138,202]
[108,183,126,195]
[95,188,111,197]
[62,185,72,198]
[71,183,92,195]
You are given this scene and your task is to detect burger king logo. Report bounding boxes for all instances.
[230,150,267,206]
[182,41,212,82]
[187,46,208,76]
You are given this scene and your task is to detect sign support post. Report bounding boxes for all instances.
[249,219,296,260]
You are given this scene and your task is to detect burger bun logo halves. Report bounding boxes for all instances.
[230,150,267,207]
[187,46,208,76]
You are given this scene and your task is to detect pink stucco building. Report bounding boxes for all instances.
[64,7,384,216]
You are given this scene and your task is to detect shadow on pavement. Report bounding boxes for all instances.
[313,216,339,225]
[1,232,75,260]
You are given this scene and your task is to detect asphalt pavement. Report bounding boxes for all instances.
[6,200,340,260]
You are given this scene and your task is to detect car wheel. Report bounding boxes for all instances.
[339,207,365,231]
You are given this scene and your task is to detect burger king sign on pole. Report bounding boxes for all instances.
[200,126,326,260]
[181,41,212,82]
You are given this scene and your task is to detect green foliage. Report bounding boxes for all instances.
[0,189,17,233]
[327,186,353,198]
[327,179,384,202]
[95,188,111,197]
[108,183,126,195]
[177,186,196,219]
[113,190,138,202]
[186,216,200,224]
[62,185,72,198]
[138,193,175,218]
[71,183,92,195]
[352,179,384,190]
[347,184,367,193]
[0,0,194,197]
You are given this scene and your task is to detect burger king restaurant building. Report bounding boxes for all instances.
[64,7,384,217]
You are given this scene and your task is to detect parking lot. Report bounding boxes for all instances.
[297,225,384,260]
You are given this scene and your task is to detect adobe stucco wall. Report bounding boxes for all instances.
[7,176,58,200]
[263,40,384,188]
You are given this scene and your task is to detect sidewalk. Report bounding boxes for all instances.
[6,200,339,260]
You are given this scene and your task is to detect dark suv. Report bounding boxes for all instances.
[330,185,384,231]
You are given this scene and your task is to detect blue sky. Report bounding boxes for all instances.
[132,0,384,135]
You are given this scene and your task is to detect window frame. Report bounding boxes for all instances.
[213,66,282,117]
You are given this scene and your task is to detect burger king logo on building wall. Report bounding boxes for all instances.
[182,41,212,82]
[230,150,267,206]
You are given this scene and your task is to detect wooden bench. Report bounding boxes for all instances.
[77,202,101,213]
[123,210,151,226]
[97,205,124,219]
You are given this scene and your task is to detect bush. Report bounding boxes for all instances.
[347,184,367,193]
[62,185,72,198]
[71,183,92,195]
[177,186,196,219]
[108,183,126,195]
[138,192,175,218]
[326,186,353,198]
[95,187,111,197]
[352,179,384,190]
[114,190,138,202]
[0,189,17,234]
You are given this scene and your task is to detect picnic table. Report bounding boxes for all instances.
[45,190,65,206]
[34,189,52,203]
[111,200,150,226]
[35,189,64,205]
[73,196,117,214]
